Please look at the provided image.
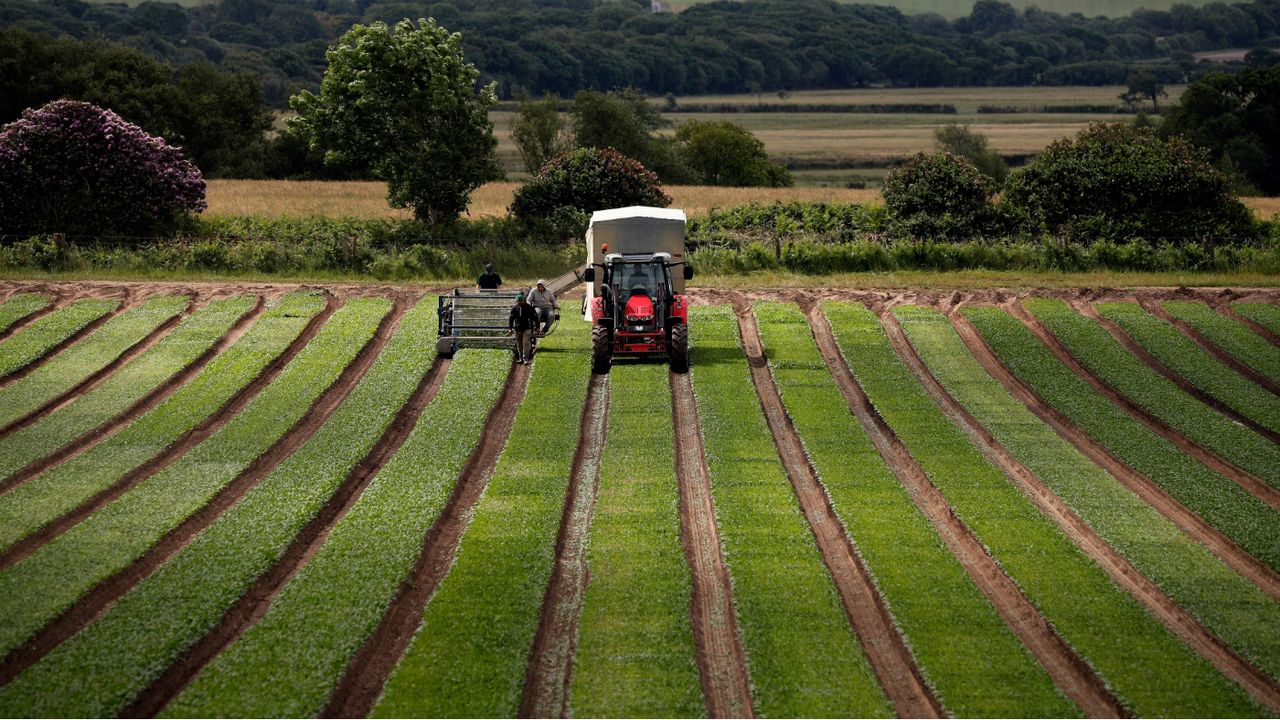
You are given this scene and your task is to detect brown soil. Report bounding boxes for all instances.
[1140,299,1280,397]
[882,310,1280,714]
[732,299,943,719]
[669,371,755,719]
[0,297,127,389]
[321,360,530,719]
[520,373,609,719]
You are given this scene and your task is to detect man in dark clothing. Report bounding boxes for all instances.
[507,292,538,364]
[476,263,502,290]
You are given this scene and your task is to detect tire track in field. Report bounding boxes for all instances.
[948,310,1280,604]
[0,293,338,572]
[0,293,67,344]
[1140,299,1280,397]
[0,296,266,495]
[1006,301,1280,514]
[122,353,452,717]
[883,309,1280,714]
[322,360,530,719]
[0,298,128,390]
[800,300,1124,719]
[1215,303,1280,349]
[733,299,943,720]
[669,371,755,719]
[520,373,609,719]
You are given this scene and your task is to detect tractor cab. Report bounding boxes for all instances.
[585,251,692,373]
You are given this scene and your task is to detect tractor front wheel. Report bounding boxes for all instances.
[592,325,612,374]
[669,323,689,374]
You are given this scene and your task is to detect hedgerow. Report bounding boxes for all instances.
[0,298,117,379]
[0,293,49,334]
[1233,303,1280,336]
[1161,301,1280,386]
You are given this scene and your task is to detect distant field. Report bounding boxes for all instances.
[663,0,1216,17]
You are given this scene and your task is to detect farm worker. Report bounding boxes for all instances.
[476,263,502,290]
[507,292,538,364]
[527,279,558,336]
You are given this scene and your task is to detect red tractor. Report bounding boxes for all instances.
[584,251,694,374]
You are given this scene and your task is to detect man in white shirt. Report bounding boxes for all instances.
[527,279,558,336]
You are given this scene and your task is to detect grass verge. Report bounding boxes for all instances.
[0,298,117,378]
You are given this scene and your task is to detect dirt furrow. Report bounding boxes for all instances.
[949,310,1280,604]
[321,360,530,719]
[883,310,1280,714]
[0,293,68,344]
[1006,302,1280,514]
[520,373,609,719]
[1141,300,1280,397]
[0,297,266,496]
[732,301,943,719]
[0,300,127,390]
[0,293,338,572]
[1215,303,1280,349]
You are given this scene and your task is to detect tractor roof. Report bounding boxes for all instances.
[589,206,687,227]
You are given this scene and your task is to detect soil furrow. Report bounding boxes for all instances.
[1141,300,1280,397]
[800,301,1124,719]
[1006,302,1280,514]
[733,300,943,720]
[321,360,530,719]
[1216,303,1280,349]
[520,373,609,719]
[669,371,755,719]
[0,300,126,390]
[0,296,65,344]
[883,310,1280,714]
[949,310,1280,604]
[0,294,338,572]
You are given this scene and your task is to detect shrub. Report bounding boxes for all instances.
[672,120,793,187]
[0,100,206,237]
[509,148,671,232]
[882,152,994,241]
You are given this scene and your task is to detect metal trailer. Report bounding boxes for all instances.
[435,267,581,356]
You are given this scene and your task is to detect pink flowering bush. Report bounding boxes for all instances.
[0,100,206,237]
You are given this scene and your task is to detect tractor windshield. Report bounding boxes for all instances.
[614,261,666,300]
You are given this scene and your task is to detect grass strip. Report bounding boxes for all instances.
[755,302,1070,718]
[828,301,1254,717]
[0,294,51,335]
[568,360,704,718]
[1028,298,1280,490]
[0,298,117,379]
[372,316,590,717]
[0,296,255,480]
[0,292,326,552]
[1098,302,1280,435]
[163,349,509,718]
[901,305,1280,688]
[0,295,385,658]
[965,307,1280,579]
[1162,301,1280,386]
[1233,303,1280,336]
[0,296,437,718]
[689,305,890,717]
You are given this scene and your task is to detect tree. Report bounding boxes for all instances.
[882,152,995,241]
[933,123,1009,185]
[290,18,500,226]
[511,93,572,174]
[1119,69,1167,112]
[570,88,695,183]
[672,120,792,187]
[510,148,670,235]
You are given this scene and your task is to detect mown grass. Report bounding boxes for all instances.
[1027,299,1280,491]
[0,295,256,481]
[372,315,590,717]
[0,294,50,334]
[0,292,326,553]
[1099,302,1280,436]
[164,349,510,718]
[1233,303,1280,336]
[688,305,889,717]
[0,295,187,428]
[754,302,1069,717]
[899,304,1280,687]
[0,298,117,378]
[1162,301,1280,386]
[0,296,438,718]
[965,306,1280,576]
[0,296,386,658]
[569,361,703,718]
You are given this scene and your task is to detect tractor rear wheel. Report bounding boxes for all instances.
[669,323,689,374]
[592,325,612,374]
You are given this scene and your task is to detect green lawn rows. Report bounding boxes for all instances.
[0,292,326,553]
[686,305,890,718]
[755,302,1071,718]
[1098,302,1280,436]
[0,297,253,482]
[0,294,51,335]
[164,349,510,718]
[0,296,385,658]
[1162,301,1280,387]
[0,296,438,718]
[568,361,704,718]
[1233,303,1280,337]
[964,307,1280,577]
[0,298,117,379]
[0,295,188,428]
[372,317,591,718]
[1027,299,1280,490]
[899,305,1280,688]
[827,301,1252,717]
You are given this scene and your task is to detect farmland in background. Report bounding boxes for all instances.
[663,0,1219,16]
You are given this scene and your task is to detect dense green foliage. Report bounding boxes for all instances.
[569,89,693,183]
[1161,300,1280,385]
[509,148,671,235]
[510,93,573,174]
[1233,302,1280,336]
[882,152,997,241]
[0,298,117,379]
[933,123,1009,184]
[0,293,50,334]
[673,120,793,187]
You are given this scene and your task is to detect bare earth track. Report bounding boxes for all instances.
[0,298,126,390]
[1141,299,1280,397]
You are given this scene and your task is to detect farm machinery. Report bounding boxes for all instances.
[435,269,577,356]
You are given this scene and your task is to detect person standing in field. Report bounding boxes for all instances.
[527,279,558,336]
[476,263,502,290]
[507,292,538,364]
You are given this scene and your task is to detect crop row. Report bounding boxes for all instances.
[0,295,257,481]
[1026,299,1280,490]
[0,293,50,335]
[1161,301,1280,387]
[0,291,327,553]
[897,305,1280,694]
[0,295,385,658]
[0,296,440,718]
[1233,303,1280,337]
[753,302,1068,717]
[163,348,511,717]
[0,298,117,379]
